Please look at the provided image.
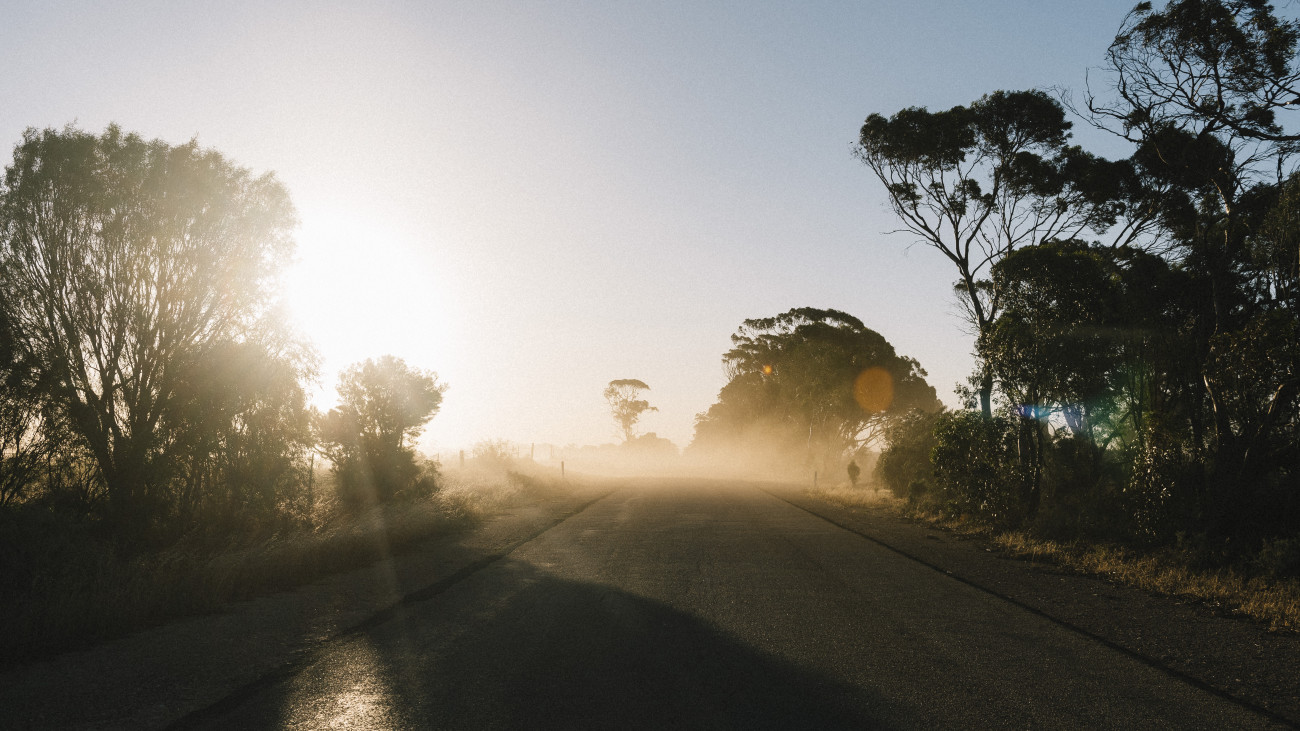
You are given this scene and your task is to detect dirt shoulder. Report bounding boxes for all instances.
[771,486,1300,726]
[0,483,616,731]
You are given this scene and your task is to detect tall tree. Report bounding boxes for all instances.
[1084,0,1300,540]
[0,125,297,528]
[603,379,657,443]
[857,90,1160,414]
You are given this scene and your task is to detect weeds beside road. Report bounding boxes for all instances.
[811,483,1300,634]
[1,461,574,668]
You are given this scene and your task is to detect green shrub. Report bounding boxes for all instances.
[930,411,1027,526]
[876,408,941,499]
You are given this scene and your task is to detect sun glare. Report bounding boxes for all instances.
[284,209,457,400]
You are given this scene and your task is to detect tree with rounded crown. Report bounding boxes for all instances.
[0,124,297,531]
[318,355,446,507]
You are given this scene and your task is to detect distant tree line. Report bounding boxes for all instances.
[868,0,1299,560]
[0,125,444,555]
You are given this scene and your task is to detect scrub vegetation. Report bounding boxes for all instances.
[860,0,1300,624]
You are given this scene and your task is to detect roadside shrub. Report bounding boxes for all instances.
[1255,537,1300,580]
[1034,434,1129,541]
[876,408,942,499]
[1124,419,1204,543]
[930,411,1027,526]
[470,440,520,472]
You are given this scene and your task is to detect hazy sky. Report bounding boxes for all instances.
[1,1,1146,453]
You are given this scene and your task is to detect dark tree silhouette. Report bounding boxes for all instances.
[1083,0,1300,542]
[856,90,1161,415]
[693,308,940,472]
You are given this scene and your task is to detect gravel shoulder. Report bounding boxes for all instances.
[0,484,614,730]
[771,485,1300,726]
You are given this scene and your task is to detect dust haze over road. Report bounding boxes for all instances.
[174,480,1283,729]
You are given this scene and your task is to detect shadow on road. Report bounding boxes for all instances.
[195,559,891,729]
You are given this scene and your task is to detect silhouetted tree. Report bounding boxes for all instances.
[857,90,1161,415]
[1083,0,1300,542]
[164,340,317,528]
[0,125,297,532]
[318,356,445,507]
[693,308,940,472]
[603,379,657,442]
[0,310,57,507]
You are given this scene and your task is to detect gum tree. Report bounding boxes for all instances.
[856,90,1160,415]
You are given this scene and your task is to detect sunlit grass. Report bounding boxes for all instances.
[991,532,1300,633]
[897,506,1300,633]
[807,481,899,509]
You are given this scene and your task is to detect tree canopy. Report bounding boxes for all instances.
[0,124,298,529]
[856,90,1162,414]
[692,308,939,472]
[318,355,446,506]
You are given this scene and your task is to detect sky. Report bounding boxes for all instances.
[0,0,1149,454]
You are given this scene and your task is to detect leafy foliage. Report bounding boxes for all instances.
[866,1,1300,553]
[875,408,942,499]
[692,308,939,472]
[857,91,1163,413]
[318,356,446,508]
[930,411,1028,526]
[0,125,299,536]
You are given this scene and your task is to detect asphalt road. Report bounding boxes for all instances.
[178,480,1283,729]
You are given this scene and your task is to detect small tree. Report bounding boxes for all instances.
[319,356,446,507]
[604,379,657,442]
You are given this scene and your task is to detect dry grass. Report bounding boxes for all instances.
[991,531,1300,633]
[4,461,572,666]
[807,493,1300,633]
[806,481,900,509]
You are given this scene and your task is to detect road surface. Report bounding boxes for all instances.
[176,480,1283,729]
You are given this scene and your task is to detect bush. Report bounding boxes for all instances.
[1124,419,1205,543]
[930,411,1027,526]
[876,408,941,498]
[1033,434,1129,541]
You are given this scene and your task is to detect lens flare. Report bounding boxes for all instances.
[853,367,894,413]
[761,364,773,375]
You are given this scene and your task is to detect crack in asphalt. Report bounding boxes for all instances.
[165,489,616,731]
[761,487,1299,730]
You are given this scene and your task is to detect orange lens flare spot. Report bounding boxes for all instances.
[853,367,894,413]
[761,364,773,375]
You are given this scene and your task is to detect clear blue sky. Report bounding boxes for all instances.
[1,1,1146,452]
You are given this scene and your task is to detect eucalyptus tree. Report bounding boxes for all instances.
[857,90,1159,415]
[318,355,446,507]
[603,379,657,443]
[1084,0,1300,321]
[693,308,939,472]
[1083,0,1300,540]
